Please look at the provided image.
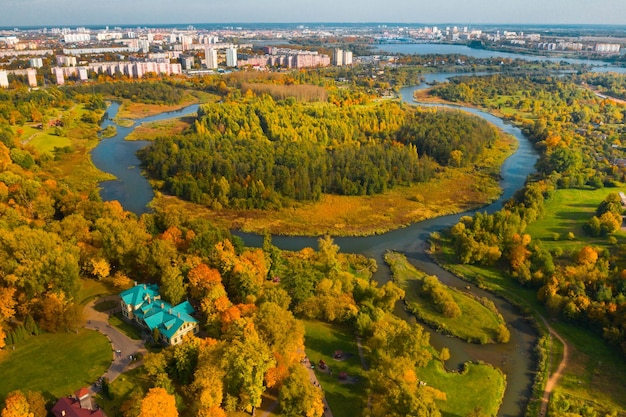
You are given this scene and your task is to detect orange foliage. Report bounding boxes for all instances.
[0,287,17,321]
[139,388,178,417]
[188,263,222,299]
[577,246,598,265]
[1,390,30,417]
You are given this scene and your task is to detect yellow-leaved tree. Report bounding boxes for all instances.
[138,387,178,417]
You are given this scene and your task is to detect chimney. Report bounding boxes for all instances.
[178,312,181,318]
[169,308,172,314]
[143,284,146,289]
[161,303,164,308]
[62,411,66,417]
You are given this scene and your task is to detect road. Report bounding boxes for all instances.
[83,296,147,384]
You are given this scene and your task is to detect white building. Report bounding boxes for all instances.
[333,49,353,66]
[226,47,237,67]
[29,57,43,68]
[56,55,77,66]
[205,47,218,69]
[63,33,91,43]
[0,70,8,88]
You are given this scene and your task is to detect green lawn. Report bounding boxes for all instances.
[525,187,626,252]
[78,278,117,305]
[303,321,368,416]
[386,252,506,344]
[0,329,111,399]
[108,313,143,340]
[95,367,152,417]
[420,360,506,417]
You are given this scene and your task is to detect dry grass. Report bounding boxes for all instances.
[152,147,512,237]
[126,117,193,141]
[116,95,199,119]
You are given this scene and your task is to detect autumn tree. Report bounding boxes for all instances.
[222,319,275,411]
[279,365,324,417]
[160,265,186,306]
[1,390,32,417]
[138,387,178,417]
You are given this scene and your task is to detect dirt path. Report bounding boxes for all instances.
[539,318,569,416]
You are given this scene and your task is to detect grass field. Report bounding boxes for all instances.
[420,359,506,417]
[524,187,626,252]
[0,329,111,400]
[303,321,368,417]
[386,252,506,343]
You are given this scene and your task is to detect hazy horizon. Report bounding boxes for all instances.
[2,0,626,28]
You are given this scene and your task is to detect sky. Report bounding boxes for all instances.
[2,0,626,28]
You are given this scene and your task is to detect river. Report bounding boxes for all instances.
[92,70,540,415]
[375,43,626,73]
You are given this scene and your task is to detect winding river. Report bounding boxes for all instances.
[91,71,540,415]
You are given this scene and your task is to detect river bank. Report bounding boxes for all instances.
[91,72,541,416]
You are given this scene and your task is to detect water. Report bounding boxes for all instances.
[375,43,626,73]
[90,102,200,214]
[235,74,540,417]
[92,74,540,416]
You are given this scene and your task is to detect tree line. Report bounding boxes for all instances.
[140,93,499,209]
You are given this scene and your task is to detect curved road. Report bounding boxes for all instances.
[84,296,146,384]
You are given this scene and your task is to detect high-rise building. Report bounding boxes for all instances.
[26,68,37,87]
[333,48,343,66]
[205,47,218,69]
[226,47,237,67]
[342,50,353,66]
[333,49,353,66]
[0,70,8,88]
[29,57,43,68]
[181,55,195,70]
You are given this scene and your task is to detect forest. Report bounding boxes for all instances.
[140,92,499,209]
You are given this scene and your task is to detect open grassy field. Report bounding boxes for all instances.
[524,187,626,252]
[0,329,111,400]
[420,359,506,417]
[386,252,506,343]
[303,321,368,417]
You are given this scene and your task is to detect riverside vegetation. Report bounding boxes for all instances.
[427,71,626,416]
[385,251,510,344]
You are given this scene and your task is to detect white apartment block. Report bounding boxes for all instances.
[63,33,91,43]
[333,49,353,66]
[205,47,218,69]
[56,55,77,66]
[0,71,8,88]
[226,47,237,67]
[29,57,43,68]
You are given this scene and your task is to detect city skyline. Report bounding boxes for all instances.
[2,0,626,28]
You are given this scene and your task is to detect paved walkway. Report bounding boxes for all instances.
[84,296,147,386]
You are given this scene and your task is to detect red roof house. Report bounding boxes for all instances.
[51,388,106,417]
